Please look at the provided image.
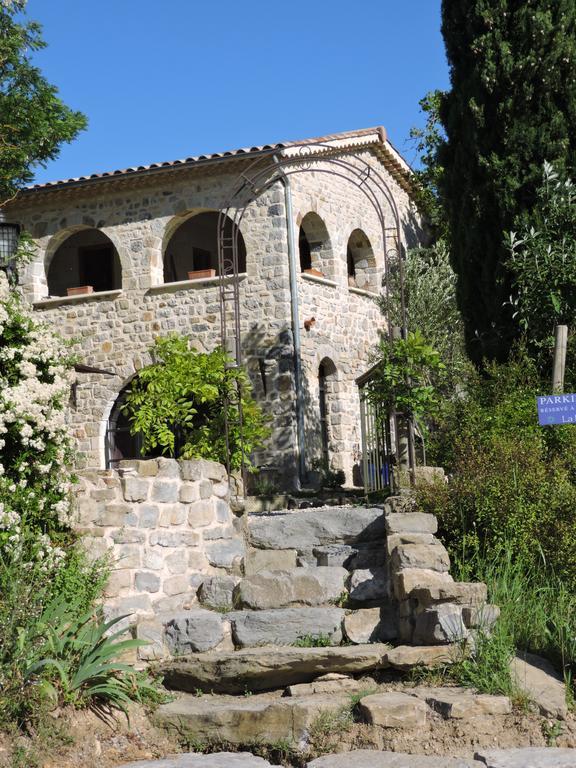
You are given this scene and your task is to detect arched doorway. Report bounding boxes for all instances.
[298,212,333,277]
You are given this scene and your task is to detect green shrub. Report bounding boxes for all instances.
[419,348,576,587]
[122,334,270,471]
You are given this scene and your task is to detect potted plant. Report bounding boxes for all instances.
[303,267,325,278]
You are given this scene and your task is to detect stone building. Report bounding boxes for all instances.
[5,127,423,489]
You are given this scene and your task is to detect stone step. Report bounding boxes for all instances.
[159,642,462,694]
[308,751,478,767]
[233,567,348,610]
[153,690,352,745]
[473,748,576,768]
[160,643,390,694]
[117,754,274,768]
[248,505,386,558]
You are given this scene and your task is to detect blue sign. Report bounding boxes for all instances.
[536,394,576,425]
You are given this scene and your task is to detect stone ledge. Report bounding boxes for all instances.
[147,273,248,294]
[33,288,123,308]
[300,272,338,288]
[348,285,379,299]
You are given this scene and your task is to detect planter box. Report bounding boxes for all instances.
[66,285,94,296]
[187,268,216,280]
[303,268,326,278]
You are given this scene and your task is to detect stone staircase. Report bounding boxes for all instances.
[147,497,499,749]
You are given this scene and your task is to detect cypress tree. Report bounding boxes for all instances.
[438,0,576,363]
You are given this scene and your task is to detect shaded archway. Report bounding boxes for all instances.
[104,384,164,468]
[346,228,377,291]
[47,229,122,296]
[318,357,338,469]
[163,211,246,283]
[298,212,333,277]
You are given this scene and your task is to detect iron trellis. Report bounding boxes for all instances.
[216,140,413,489]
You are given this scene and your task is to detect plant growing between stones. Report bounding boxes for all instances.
[293,634,332,648]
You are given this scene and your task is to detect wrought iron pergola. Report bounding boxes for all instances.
[216,140,414,489]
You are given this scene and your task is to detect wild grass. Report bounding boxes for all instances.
[448,545,576,705]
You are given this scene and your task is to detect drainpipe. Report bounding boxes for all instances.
[274,158,306,487]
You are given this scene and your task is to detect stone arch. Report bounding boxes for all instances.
[298,212,333,277]
[162,210,246,283]
[317,356,339,471]
[45,226,123,298]
[346,228,377,291]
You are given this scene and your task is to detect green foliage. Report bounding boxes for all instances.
[366,330,445,427]
[382,240,467,389]
[452,546,576,703]
[438,0,576,364]
[507,162,576,364]
[293,634,332,648]
[123,334,270,471]
[419,347,576,587]
[0,0,87,202]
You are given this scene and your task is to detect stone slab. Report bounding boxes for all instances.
[413,604,469,645]
[348,568,390,602]
[359,691,428,728]
[244,548,298,575]
[308,750,477,767]
[411,582,487,606]
[164,610,224,654]
[343,606,398,643]
[286,676,362,696]
[154,691,351,744]
[393,569,454,601]
[415,687,512,719]
[474,747,576,768]
[235,567,347,610]
[248,507,385,553]
[230,606,344,647]
[385,644,462,671]
[117,754,273,768]
[159,643,390,694]
[509,652,568,719]
[385,512,438,535]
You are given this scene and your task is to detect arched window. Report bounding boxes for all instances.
[346,229,376,291]
[298,212,332,277]
[163,211,246,283]
[47,229,122,297]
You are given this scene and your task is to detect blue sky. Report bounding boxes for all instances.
[26,1,449,185]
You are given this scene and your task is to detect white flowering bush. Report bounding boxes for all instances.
[0,272,74,571]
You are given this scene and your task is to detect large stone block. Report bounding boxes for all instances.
[419,687,511,719]
[149,530,200,547]
[230,607,344,647]
[234,567,347,610]
[510,652,568,719]
[161,643,389,694]
[313,544,357,567]
[309,750,475,767]
[151,481,179,503]
[393,568,453,601]
[244,548,298,575]
[343,606,398,643]
[164,610,224,654]
[412,603,469,645]
[248,507,385,553]
[359,691,428,728]
[385,643,463,671]
[385,511,438,535]
[205,538,244,568]
[188,499,214,527]
[473,748,576,768]
[122,476,150,502]
[410,581,487,607]
[181,458,227,483]
[391,542,450,572]
[198,575,238,610]
[135,571,161,593]
[117,754,273,768]
[348,568,390,603]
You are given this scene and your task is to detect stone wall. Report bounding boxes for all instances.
[8,145,424,488]
[74,457,244,636]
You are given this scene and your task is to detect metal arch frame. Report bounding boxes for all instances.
[216,141,412,485]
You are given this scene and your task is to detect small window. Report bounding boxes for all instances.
[298,212,332,277]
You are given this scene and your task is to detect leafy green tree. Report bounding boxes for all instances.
[123,335,270,471]
[438,0,576,364]
[0,0,87,203]
[507,162,576,365]
[366,331,446,431]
